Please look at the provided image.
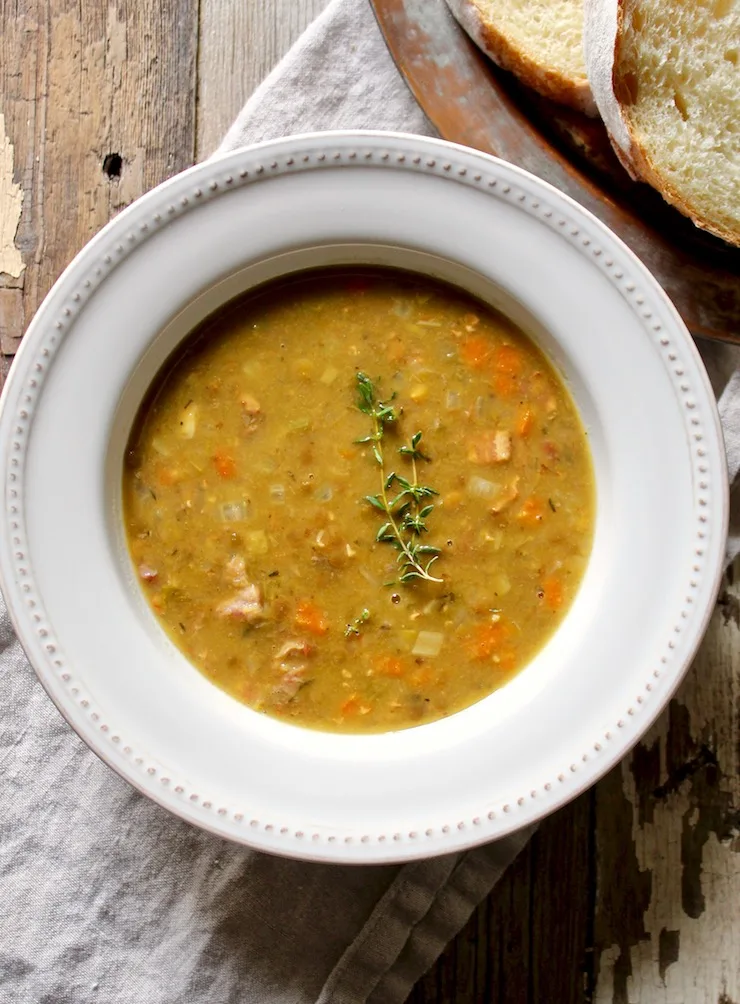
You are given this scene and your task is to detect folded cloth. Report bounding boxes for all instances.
[2,1,738,1002]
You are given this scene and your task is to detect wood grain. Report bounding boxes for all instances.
[407,798,595,1004]
[1,3,737,1002]
[196,0,328,157]
[0,0,198,354]
[594,568,740,1004]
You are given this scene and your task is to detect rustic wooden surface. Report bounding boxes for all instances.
[1,2,738,1001]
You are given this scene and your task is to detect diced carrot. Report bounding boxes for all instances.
[466,620,510,660]
[213,451,237,479]
[460,334,492,369]
[386,339,406,363]
[490,344,525,396]
[157,467,180,487]
[443,490,464,511]
[340,695,372,716]
[241,682,259,703]
[410,668,431,688]
[493,372,519,397]
[541,576,564,610]
[516,407,534,438]
[295,601,329,635]
[375,656,405,678]
[518,497,545,524]
[493,344,524,376]
[495,649,517,672]
[341,695,360,716]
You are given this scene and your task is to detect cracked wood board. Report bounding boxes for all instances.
[594,572,740,1004]
[0,0,328,358]
[0,1,198,359]
[0,113,23,283]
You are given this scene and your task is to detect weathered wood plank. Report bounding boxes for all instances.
[407,795,594,1004]
[594,563,740,1004]
[0,112,23,288]
[196,0,329,157]
[531,793,595,1002]
[408,838,535,1004]
[0,0,199,355]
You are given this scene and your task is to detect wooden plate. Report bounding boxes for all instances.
[370,0,740,344]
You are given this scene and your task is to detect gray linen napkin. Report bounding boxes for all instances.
[2,2,738,1003]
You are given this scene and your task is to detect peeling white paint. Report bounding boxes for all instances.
[0,111,24,278]
[597,944,621,1003]
[596,603,740,1004]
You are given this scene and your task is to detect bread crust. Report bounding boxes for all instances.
[584,0,740,247]
[446,0,598,117]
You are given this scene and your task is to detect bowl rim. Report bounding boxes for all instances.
[0,130,728,863]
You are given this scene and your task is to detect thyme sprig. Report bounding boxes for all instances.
[355,372,442,584]
[345,608,371,637]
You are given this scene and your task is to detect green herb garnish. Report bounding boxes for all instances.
[345,608,371,637]
[355,372,442,584]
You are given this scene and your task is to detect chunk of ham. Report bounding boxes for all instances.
[270,668,307,703]
[494,431,512,461]
[138,564,158,582]
[241,395,263,435]
[216,583,265,623]
[270,640,313,702]
[490,477,520,514]
[241,394,261,415]
[274,639,312,673]
[225,554,247,586]
[275,639,312,663]
[469,430,511,465]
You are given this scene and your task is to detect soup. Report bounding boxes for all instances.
[123,270,594,733]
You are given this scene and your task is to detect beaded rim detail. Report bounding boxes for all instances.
[0,133,727,860]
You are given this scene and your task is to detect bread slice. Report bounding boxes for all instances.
[445,0,597,116]
[584,0,740,247]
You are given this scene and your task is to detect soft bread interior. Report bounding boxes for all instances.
[471,0,588,84]
[616,0,740,240]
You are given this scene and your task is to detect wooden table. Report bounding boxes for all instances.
[2,3,738,1001]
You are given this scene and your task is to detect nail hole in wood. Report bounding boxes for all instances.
[102,153,123,179]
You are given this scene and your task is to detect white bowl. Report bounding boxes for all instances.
[0,132,727,863]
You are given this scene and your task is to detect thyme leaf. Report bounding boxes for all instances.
[345,607,371,637]
[354,372,443,585]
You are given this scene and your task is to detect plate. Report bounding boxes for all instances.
[0,132,727,863]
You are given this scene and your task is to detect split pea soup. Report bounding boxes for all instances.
[123,269,595,733]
